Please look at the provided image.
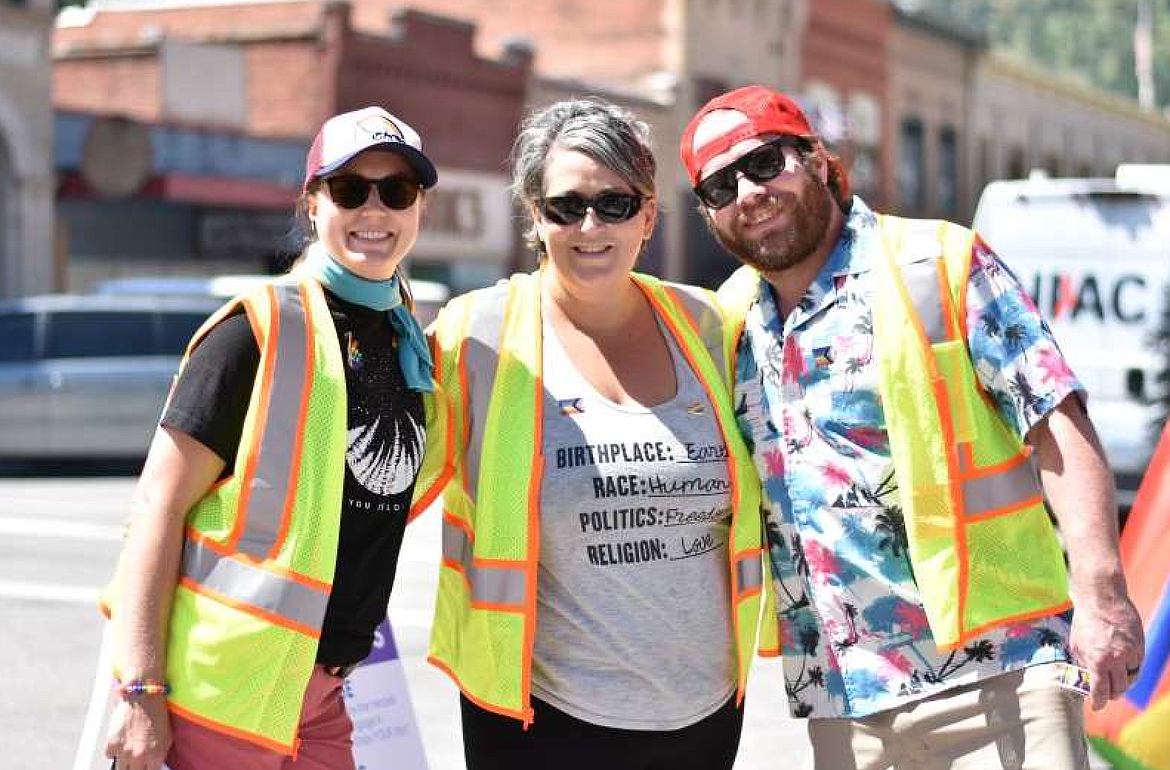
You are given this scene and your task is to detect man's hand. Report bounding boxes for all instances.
[1030,395,1145,710]
[1068,587,1145,710]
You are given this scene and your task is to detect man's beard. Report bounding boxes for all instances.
[712,171,833,274]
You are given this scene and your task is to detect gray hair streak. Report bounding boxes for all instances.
[510,98,656,256]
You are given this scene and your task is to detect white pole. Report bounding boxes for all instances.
[73,620,114,770]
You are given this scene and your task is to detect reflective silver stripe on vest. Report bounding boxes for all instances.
[442,519,527,607]
[895,258,950,345]
[181,540,329,630]
[179,281,329,633]
[663,284,725,387]
[237,283,310,559]
[736,555,763,594]
[892,230,1043,518]
[461,282,511,501]
[961,460,1040,517]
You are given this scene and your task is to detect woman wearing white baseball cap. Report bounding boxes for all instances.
[103,106,437,770]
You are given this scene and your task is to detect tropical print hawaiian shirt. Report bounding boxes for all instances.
[734,198,1082,718]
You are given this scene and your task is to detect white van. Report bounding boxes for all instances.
[972,166,1170,509]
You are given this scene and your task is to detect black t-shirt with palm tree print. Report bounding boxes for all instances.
[162,289,425,666]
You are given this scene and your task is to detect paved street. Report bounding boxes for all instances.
[0,474,807,770]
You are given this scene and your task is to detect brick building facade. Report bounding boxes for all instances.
[801,0,891,208]
[350,0,810,284]
[53,1,530,290]
[886,6,982,220]
[50,0,1170,289]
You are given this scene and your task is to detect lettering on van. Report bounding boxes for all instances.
[1027,273,1148,325]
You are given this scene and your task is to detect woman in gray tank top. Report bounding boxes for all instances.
[420,98,763,770]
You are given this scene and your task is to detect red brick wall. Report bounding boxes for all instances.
[54,53,163,121]
[245,40,329,139]
[802,0,888,96]
[337,12,528,172]
[801,0,891,207]
[52,3,530,171]
[54,2,322,129]
[349,0,669,85]
[51,1,531,166]
[53,2,319,49]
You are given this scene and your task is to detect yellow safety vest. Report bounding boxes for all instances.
[719,215,1071,652]
[410,270,765,724]
[104,277,348,755]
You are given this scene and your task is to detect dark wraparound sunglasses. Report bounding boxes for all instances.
[325,174,421,210]
[694,136,806,210]
[537,191,644,226]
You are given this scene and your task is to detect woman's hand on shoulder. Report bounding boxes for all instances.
[105,695,172,770]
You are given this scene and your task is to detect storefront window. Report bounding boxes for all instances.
[938,126,958,215]
[898,117,925,212]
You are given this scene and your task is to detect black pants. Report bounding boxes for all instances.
[461,693,744,770]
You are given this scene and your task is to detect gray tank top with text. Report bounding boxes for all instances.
[531,315,736,730]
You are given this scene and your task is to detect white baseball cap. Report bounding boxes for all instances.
[303,106,437,190]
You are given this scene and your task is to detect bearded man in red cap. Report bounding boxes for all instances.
[683,85,1144,769]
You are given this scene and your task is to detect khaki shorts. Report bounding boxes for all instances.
[807,665,1090,770]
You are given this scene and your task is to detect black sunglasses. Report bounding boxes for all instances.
[694,137,805,210]
[537,191,644,226]
[325,174,420,210]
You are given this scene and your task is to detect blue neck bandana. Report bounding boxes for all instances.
[298,242,434,392]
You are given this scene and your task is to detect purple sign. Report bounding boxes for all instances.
[361,617,400,666]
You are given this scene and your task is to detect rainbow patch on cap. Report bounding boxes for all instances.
[356,114,404,144]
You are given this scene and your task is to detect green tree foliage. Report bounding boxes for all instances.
[914,0,1170,110]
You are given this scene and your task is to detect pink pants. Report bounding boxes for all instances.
[166,665,356,770]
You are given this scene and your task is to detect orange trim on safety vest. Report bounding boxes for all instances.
[441,558,527,612]
[426,656,530,722]
[471,598,529,613]
[955,234,978,342]
[227,285,279,552]
[268,282,315,560]
[408,336,455,522]
[958,443,1033,479]
[640,280,752,701]
[937,377,970,640]
[240,295,264,351]
[663,285,703,337]
[184,528,333,593]
[963,495,1044,523]
[934,255,961,342]
[206,475,233,493]
[457,334,474,500]
[168,699,298,756]
[934,598,1075,651]
[893,249,970,644]
[443,510,473,538]
[519,289,545,728]
[473,555,527,568]
[440,512,527,612]
[177,576,322,639]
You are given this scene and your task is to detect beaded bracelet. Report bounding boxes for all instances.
[115,680,171,699]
